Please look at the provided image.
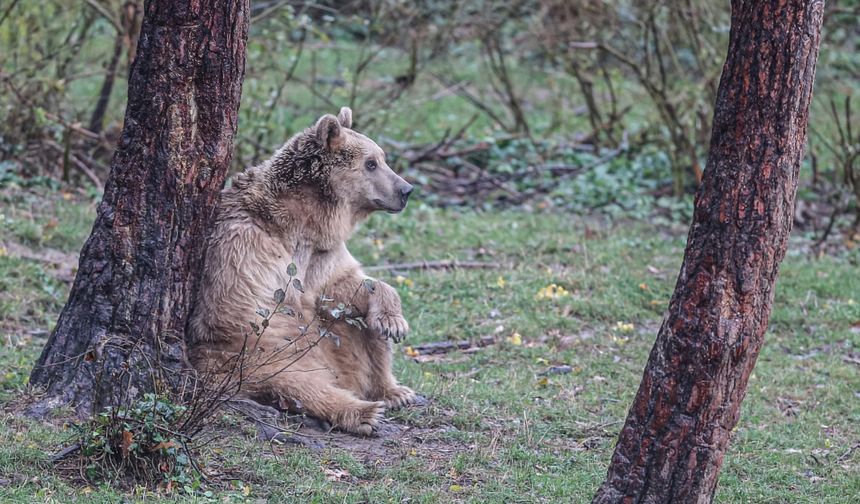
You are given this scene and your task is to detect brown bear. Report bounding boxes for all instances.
[188,107,419,435]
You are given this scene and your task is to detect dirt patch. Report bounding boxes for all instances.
[284,416,467,467]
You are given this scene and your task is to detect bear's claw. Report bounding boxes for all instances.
[369,312,409,343]
[383,385,422,409]
[352,401,385,436]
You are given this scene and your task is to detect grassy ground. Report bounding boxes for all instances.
[1,186,859,503]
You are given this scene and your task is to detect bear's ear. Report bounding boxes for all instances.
[315,114,344,151]
[337,107,352,129]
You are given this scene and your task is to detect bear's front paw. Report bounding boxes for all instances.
[383,385,424,410]
[368,311,409,343]
[353,401,385,437]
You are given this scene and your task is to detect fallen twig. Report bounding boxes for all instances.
[533,147,624,176]
[50,443,81,462]
[366,259,500,272]
[409,335,496,356]
[836,442,860,463]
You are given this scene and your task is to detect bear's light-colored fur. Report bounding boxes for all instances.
[189,108,417,435]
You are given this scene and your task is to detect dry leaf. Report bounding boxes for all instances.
[150,441,177,452]
[121,430,133,458]
[323,467,351,482]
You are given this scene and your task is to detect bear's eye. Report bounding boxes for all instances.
[365,159,378,172]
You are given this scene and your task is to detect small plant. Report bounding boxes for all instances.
[73,393,203,493]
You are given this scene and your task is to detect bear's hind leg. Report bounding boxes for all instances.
[212,331,386,436]
[301,385,385,436]
[341,323,419,409]
[260,361,385,435]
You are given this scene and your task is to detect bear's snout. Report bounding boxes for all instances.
[400,183,414,205]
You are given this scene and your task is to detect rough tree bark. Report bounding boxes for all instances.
[593,1,824,502]
[29,0,250,417]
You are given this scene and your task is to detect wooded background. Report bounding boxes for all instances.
[2,1,858,235]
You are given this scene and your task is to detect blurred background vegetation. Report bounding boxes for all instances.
[1,0,858,240]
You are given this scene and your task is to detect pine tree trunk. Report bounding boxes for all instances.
[29,0,250,417]
[592,1,824,502]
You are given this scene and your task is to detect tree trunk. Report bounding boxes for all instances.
[592,1,824,503]
[29,0,250,417]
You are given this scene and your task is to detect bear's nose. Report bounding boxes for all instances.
[401,184,414,199]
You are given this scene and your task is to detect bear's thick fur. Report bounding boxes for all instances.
[189,108,418,435]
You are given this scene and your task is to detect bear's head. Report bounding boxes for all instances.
[265,107,413,215]
[314,107,413,213]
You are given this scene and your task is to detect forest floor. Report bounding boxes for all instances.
[1,185,859,503]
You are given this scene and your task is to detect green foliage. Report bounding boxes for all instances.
[420,137,687,219]
[72,393,203,493]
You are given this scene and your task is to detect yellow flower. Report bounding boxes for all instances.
[404,346,419,357]
[615,321,634,333]
[536,284,570,300]
[496,276,506,288]
[507,332,523,346]
[395,275,414,288]
[639,283,649,291]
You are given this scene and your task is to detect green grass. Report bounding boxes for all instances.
[1,191,859,503]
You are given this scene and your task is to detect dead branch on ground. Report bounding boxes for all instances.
[366,260,501,272]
